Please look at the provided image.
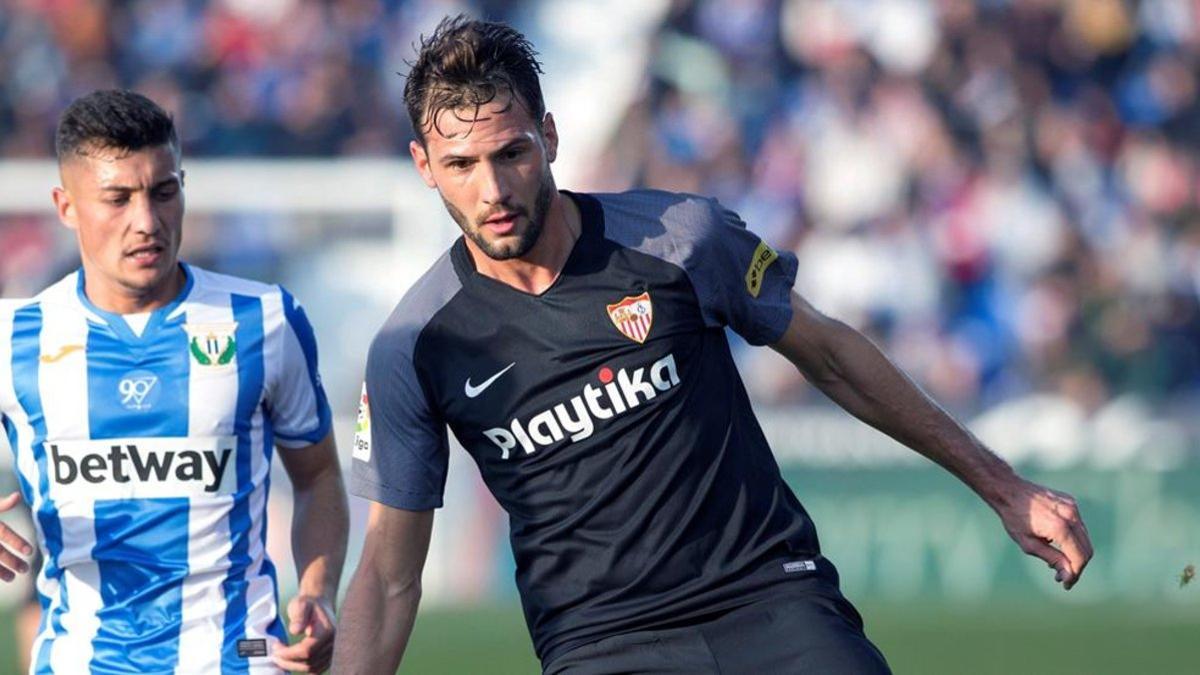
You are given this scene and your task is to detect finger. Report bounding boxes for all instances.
[303,639,335,672]
[1018,535,1070,581]
[1053,525,1088,589]
[303,634,335,667]
[287,597,313,635]
[1068,511,1094,563]
[0,491,22,512]
[1066,518,1093,567]
[0,522,35,556]
[1060,538,1089,590]
[270,654,316,673]
[0,546,31,575]
[271,643,328,674]
[273,637,316,661]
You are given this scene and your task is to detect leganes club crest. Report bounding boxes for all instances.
[606,291,653,344]
[184,322,238,368]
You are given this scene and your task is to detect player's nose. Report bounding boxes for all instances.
[130,194,160,235]
[477,160,512,205]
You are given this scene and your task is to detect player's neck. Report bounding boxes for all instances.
[469,193,581,295]
[81,263,187,315]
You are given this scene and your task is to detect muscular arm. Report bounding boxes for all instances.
[771,291,1093,589]
[275,432,349,672]
[331,504,433,674]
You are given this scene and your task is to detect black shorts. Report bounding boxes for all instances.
[543,589,891,674]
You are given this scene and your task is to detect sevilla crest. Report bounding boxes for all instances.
[606,292,653,344]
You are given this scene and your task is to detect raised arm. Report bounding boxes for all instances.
[331,503,433,674]
[771,291,1093,589]
[274,432,349,673]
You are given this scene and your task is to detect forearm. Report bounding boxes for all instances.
[776,294,1092,587]
[291,465,349,604]
[331,556,422,673]
[806,321,1017,504]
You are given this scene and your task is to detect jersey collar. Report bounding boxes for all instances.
[451,191,603,299]
[75,263,195,345]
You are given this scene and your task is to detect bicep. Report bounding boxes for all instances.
[361,503,433,581]
[277,431,340,491]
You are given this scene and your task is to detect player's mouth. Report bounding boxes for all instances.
[125,243,166,267]
[482,211,521,235]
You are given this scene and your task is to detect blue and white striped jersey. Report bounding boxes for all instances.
[0,264,332,674]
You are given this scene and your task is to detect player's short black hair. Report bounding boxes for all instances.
[404,15,546,143]
[55,89,179,162]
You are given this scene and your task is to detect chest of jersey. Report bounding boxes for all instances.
[417,243,708,471]
[23,315,258,503]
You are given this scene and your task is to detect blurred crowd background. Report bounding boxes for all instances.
[597,0,1200,420]
[3,0,1198,422]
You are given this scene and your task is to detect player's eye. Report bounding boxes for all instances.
[107,195,130,206]
[500,147,524,161]
[154,186,179,201]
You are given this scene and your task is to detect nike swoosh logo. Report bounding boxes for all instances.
[465,362,516,398]
[39,344,84,363]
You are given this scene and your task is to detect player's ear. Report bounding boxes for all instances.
[51,185,78,232]
[542,112,558,164]
[409,140,438,189]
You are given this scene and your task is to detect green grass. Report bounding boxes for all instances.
[2,601,1197,674]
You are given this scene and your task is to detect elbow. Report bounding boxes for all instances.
[364,556,422,605]
[385,576,422,604]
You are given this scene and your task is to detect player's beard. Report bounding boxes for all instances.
[445,170,555,262]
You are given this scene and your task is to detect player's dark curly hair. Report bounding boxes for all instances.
[404,15,546,143]
[56,89,178,161]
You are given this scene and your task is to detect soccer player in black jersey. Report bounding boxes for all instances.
[332,16,1093,674]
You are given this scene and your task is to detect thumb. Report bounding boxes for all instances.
[287,596,313,635]
[1022,537,1073,582]
[0,492,21,512]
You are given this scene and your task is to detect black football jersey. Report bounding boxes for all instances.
[352,190,837,664]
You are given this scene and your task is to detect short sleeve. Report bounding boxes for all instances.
[684,199,798,345]
[350,328,448,511]
[269,289,333,448]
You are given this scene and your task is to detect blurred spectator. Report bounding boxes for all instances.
[0,0,515,158]
[2,0,1199,418]
[597,0,1200,414]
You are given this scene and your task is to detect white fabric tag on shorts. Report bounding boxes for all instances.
[783,560,817,573]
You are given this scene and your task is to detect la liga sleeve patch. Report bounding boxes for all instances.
[353,382,371,462]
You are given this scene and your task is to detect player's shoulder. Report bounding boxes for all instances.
[586,189,743,264]
[0,298,30,331]
[184,265,319,347]
[186,264,282,300]
[589,188,728,231]
[0,297,37,320]
[2,270,86,323]
[368,248,462,369]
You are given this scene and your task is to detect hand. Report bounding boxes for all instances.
[0,492,34,583]
[273,594,336,673]
[992,477,1093,590]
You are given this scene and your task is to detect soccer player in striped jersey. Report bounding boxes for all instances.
[0,90,348,674]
